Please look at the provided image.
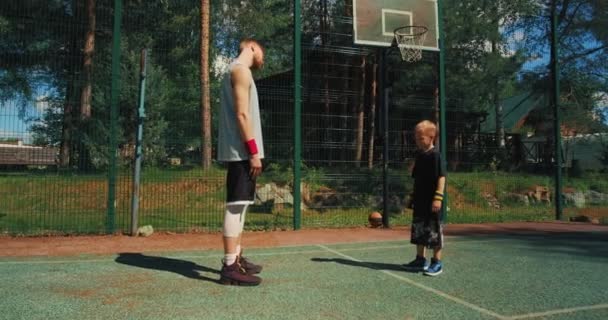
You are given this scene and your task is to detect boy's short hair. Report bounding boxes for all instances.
[415,120,437,139]
[239,38,265,55]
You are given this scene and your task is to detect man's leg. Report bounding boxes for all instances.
[235,207,246,254]
[235,206,263,274]
[223,204,246,264]
[220,203,261,285]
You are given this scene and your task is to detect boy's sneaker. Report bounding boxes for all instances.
[238,254,263,275]
[219,260,262,286]
[402,256,428,271]
[423,260,443,276]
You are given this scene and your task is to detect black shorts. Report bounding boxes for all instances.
[410,215,444,249]
[226,161,256,204]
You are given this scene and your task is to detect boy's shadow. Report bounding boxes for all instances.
[115,253,221,283]
[311,257,421,273]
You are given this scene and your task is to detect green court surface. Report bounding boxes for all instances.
[1,233,607,320]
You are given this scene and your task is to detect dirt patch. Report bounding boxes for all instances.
[480,182,496,195]
[447,186,466,209]
[447,185,484,211]
[120,179,223,210]
[52,288,97,299]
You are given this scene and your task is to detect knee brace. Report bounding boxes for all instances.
[223,204,248,237]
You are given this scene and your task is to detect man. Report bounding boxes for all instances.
[217,39,265,286]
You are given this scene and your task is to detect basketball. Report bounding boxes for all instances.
[368,211,383,227]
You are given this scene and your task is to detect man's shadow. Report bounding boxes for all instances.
[311,257,421,273]
[115,253,221,284]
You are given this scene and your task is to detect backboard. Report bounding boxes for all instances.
[353,0,439,51]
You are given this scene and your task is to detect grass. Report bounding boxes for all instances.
[1,168,607,235]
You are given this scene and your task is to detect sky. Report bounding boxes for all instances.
[0,91,46,144]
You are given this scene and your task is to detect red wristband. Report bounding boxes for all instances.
[245,139,258,155]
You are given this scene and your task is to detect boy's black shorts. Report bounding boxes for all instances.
[410,214,444,249]
[226,160,256,205]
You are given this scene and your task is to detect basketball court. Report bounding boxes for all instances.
[1,223,607,320]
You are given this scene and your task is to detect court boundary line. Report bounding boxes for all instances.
[506,304,608,319]
[316,244,507,319]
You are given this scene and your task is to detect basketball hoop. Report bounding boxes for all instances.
[394,26,428,62]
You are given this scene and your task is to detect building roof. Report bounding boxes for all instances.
[480,92,547,133]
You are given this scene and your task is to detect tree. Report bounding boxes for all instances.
[80,0,96,120]
[200,0,212,169]
[516,0,608,134]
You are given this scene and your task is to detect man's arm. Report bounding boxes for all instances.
[231,65,254,142]
[231,65,262,177]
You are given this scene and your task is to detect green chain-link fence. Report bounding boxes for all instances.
[1,0,607,235]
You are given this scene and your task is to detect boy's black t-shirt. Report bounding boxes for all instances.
[412,147,446,214]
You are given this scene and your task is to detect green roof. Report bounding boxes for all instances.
[481,92,546,133]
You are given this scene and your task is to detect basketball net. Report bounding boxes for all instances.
[394,26,428,62]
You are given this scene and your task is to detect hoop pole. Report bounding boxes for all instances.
[379,48,389,228]
[437,0,448,222]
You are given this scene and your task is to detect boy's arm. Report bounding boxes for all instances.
[431,176,446,213]
[436,176,446,195]
[406,159,416,209]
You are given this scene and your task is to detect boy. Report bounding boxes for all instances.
[403,120,446,276]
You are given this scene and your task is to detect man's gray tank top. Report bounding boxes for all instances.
[217,61,264,161]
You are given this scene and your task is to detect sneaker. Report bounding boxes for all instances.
[424,260,443,276]
[219,260,262,286]
[402,256,428,271]
[239,254,263,275]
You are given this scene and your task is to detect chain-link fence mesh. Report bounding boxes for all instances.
[1,0,606,235]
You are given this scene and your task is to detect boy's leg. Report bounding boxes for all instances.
[403,245,429,271]
[424,222,444,276]
[417,244,426,258]
[433,247,442,261]
[424,247,443,276]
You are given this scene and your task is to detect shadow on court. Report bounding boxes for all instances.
[448,231,608,259]
[115,253,221,284]
[311,257,423,273]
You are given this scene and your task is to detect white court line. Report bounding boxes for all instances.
[506,304,608,319]
[316,244,507,320]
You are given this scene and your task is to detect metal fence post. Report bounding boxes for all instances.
[107,0,122,234]
[293,0,302,230]
[438,0,448,222]
[131,49,147,236]
[551,0,563,220]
